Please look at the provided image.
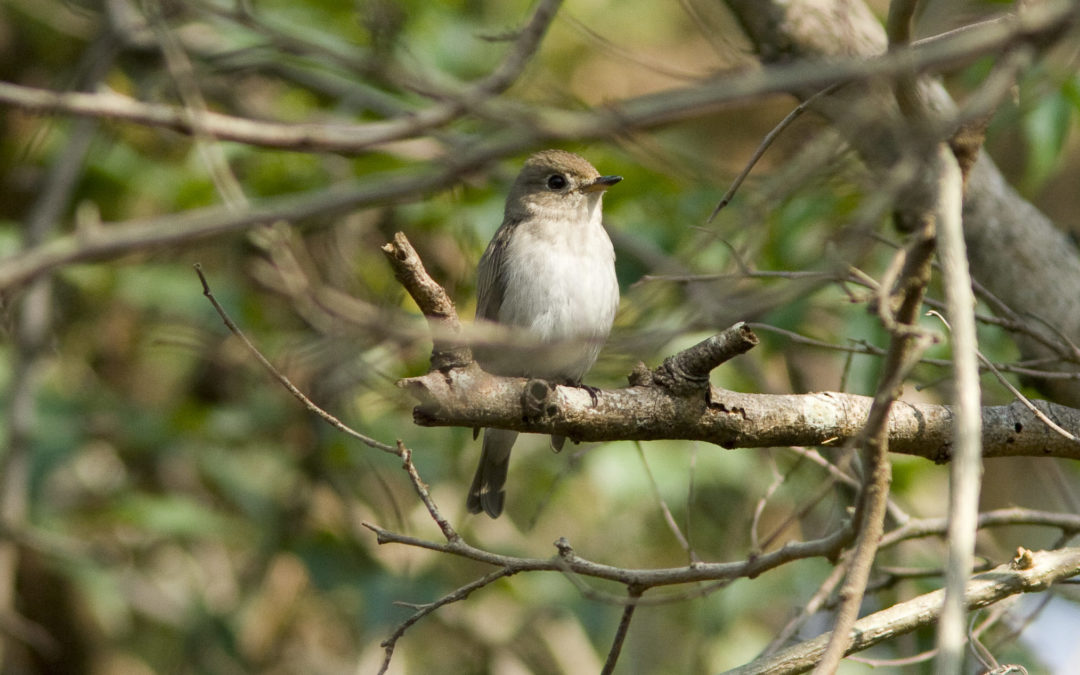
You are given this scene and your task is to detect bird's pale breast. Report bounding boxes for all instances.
[497,214,618,380]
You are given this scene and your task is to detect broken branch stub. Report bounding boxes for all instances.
[381,232,472,371]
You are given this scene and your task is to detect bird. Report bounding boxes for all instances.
[466,149,621,518]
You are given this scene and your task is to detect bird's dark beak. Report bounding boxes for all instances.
[581,175,622,193]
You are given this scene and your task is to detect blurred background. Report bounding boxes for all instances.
[0,0,1079,672]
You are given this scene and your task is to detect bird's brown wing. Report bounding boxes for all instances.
[476,221,517,322]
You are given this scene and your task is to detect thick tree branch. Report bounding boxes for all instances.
[400,349,1080,461]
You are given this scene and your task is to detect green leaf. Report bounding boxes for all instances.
[1022,89,1074,192]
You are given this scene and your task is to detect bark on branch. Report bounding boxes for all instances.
[401,354,1080,461]
[381,232,472,371]
[726,546,1080,675]
[386,232,1080,461]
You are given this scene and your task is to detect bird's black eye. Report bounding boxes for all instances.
[546,174,568,190]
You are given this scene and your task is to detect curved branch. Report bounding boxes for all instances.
[363,520,851,589]
[363,504,1080,593]
[0,0,564,156]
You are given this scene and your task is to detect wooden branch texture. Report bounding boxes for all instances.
[728,546,1080,675]
[402,364,1080,461]
[381,232,472,371]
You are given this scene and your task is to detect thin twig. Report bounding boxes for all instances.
[760,554,851,657]
[814,220,937,673]
[685,443,699,565]
[198,262,460,537]
[397,441,459,542]
[378,568,516,675]
[728,547,1080,675]
[194,264,397,455]
[198,261,469,670]
[147,0,247,208]
[750,451,787,554]
[929,145,983,675]
[707,84,839,222]
[930,310,1076,443]
[880,507,1080,548]
[364,518,852,591]
[848,648,937,667]
[601,586,643,675]
[782,446,910,525]
[635,442,696,558]
[473,0,564,96]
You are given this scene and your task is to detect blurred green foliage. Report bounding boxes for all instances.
[0,0,1077,673]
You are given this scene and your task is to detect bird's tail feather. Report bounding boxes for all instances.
[467,429,518,518]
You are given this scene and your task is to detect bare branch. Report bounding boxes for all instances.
[363,520,852,589]
[815,206,937,671]
[0,3,1072,153]
[761,556,850,658]
[707,84,839,221]
[932,139,983,675]
[726,547,1080,675]
[474,0,563,97]
[0,166,457,292]
[401,352,1080,461]
[637,442,698,561]
[601,586,642,675]
[881,508,1080,549]
[381,232,472,371]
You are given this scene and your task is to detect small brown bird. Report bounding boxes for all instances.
[467,150,621,518]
